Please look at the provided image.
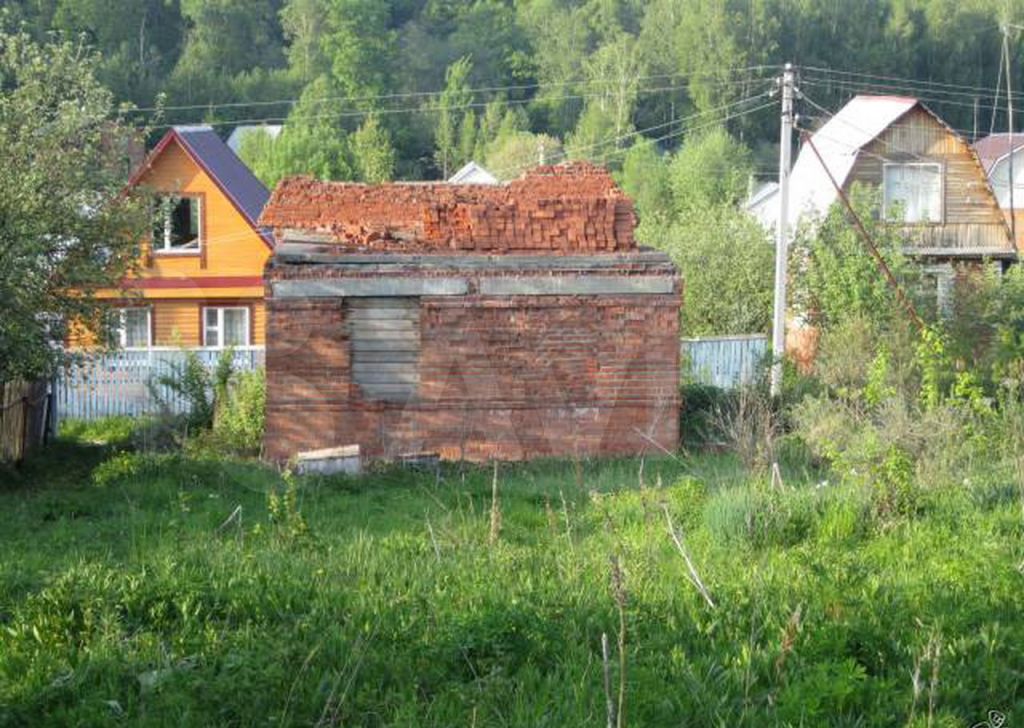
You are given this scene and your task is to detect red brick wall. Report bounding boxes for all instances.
[264,292,680,462]
[259,162,636,254]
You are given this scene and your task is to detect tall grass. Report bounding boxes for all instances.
[0,440,1021,726]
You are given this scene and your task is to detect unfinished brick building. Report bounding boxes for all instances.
[260,163,681,462]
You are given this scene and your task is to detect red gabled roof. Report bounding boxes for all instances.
[128,126,273,249]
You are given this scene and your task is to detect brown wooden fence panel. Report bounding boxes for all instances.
[0,380,49,464]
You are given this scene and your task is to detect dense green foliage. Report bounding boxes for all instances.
[0,435,1022,725]
[12,0,1023,341]
[0,27,148,380]
[6,0,1022,184]
[621,129,774,336]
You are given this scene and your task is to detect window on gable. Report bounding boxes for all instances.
[113,307,151,349]
[153,196,201,252]
[883,163,943,223]
[203,306,250,347]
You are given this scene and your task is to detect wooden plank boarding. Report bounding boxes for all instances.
[680,335,768,389]
[348,298,420,401]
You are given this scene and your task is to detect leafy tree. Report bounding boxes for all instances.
[239,76,353,187]
[637,128,773,335]
[435,55,475,177]
[351,114,396,183]
[664,204,774,336]
[0,28,148,380]
[322,0,395,101]
[282,0,329,83]
[566,33,643,163]
[172,0,286,104]
[52,0,183,105]
[668,126,753,213]
[617,139,672,230]
[790,184,914,332]
[483,131,563,180]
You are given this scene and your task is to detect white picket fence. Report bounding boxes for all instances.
[56,338,761,423]
[680,334,768,389]
[56,347,265,422]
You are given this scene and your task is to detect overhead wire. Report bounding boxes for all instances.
[147,80,780,131]
[488,87,776,179]
[128,65,780,117]
[801,65,1001,97]
[590,101,777,168]
[801,76,1006,115]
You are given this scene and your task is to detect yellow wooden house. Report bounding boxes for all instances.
[92,125,272,350]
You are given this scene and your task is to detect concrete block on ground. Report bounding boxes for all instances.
[295,444,361,476]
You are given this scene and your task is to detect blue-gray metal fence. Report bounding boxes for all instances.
[681,335,768,389]
[56,347,265,422]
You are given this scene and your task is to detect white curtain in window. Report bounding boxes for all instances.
[122,308,150,348]
[884,164,942,222]
[223,308,248,346]
[204,307,220,347]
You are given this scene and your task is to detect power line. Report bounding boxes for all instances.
[129,65,780,116]
[590,100,777,168]
[149,79,777,131]
[489,89,775,179]
[801,65,1001,97]
[801,76,1007,115]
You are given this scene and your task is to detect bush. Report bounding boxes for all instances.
[210,368,266,457]
[149,348,235,432]
[59,416,138,445]
[679,383,733,447]
[709,385,778,472]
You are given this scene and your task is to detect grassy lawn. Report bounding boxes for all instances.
[1,432,1022,726]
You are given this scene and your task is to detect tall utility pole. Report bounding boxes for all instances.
[1004,25,1016,245]
[770,63,796,397]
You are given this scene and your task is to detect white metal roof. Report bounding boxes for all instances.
[447,161,499,185]
[787,95,919,224]
[226,124,284,154]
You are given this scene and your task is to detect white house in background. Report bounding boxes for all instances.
[447,161,499,185]
[973,133,1024,251]
[743,180,779,230]
[226,125,284,155]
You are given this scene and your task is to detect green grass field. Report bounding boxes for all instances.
[1,429,1022,726]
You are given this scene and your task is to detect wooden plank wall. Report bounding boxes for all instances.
[680,335,768,389]
[852,108,1013,252]
[347,298,420,401]
[0,380,49,463]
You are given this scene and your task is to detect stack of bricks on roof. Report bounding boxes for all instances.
[260,162,681,462]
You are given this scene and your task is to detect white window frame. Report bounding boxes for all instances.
[114,307,152,349]
[920,264,954,319]
[153,195,202,254]
[203,306,250,348]
[882,162,944,224]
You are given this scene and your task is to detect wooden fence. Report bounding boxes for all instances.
[1,379,51,463]
[56,347,265,422]
[680,334,768,389]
